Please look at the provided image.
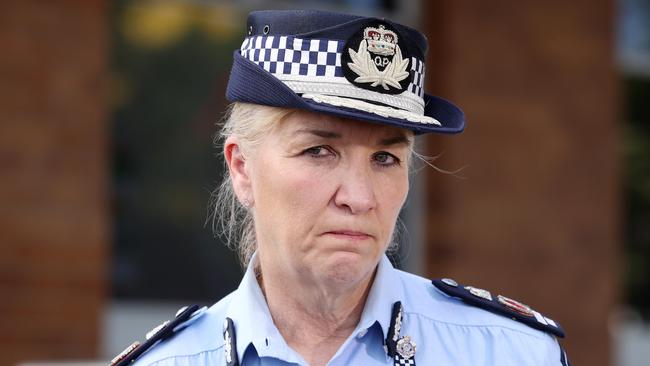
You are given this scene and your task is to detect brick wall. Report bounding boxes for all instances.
[0,1,108,364]
[422,1,619,365]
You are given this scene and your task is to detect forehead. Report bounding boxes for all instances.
[275,110,414,143]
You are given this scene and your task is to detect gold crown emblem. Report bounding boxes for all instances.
[363,25,398,56]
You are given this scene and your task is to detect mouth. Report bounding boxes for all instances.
[323,230,373,241]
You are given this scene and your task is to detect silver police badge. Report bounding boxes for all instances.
[396,335,417,359]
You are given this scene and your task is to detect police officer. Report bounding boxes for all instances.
[112,9,570,366]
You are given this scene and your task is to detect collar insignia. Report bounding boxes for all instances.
[223,317,239,366]
[386,301,417,365]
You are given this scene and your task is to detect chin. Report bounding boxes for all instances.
[319,251,377,285]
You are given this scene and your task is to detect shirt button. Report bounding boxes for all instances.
[357,329,368,338]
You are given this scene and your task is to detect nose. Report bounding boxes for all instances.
[333,162,377,214]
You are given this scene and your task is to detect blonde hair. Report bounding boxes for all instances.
[208,103,294,267]
[209,102,411,268]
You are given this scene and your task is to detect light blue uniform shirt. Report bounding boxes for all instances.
[133,255,566,365]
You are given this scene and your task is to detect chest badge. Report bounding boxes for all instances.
[342,22,411,94]
[396,335,417,359]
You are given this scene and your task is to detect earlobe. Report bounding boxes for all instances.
[224,136,253,206]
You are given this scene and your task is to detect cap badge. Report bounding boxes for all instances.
[342,23,411,94]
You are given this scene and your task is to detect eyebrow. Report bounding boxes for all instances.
[379,134,412,147]
[293,128,342,139]
[292,128,411,146]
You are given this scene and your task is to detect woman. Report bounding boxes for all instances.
[112,9,570,366]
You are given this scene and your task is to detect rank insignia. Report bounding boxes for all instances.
[497,294,534,317]
[386,301,417,365]
[109,305,205,366]
[432,278,565,338]
[465,286,493,301]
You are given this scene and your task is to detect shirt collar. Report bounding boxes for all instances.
[355,254,404,340]
[225,253,304,364]
[224,253,404,362]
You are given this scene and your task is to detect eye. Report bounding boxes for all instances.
[302,145,336,158]
[373,151,401,167]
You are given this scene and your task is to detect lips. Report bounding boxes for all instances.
[323,230,373,240]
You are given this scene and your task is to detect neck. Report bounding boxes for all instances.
[258,262,377,366]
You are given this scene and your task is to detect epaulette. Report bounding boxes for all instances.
[110,304,207,366]
[432,278,565,338]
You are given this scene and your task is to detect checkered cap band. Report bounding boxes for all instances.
[241,35,344,78]
[409,58,425,98]
[240,35,426,114]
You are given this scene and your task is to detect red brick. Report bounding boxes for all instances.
[422,1,618,365]
[0,1,108,364]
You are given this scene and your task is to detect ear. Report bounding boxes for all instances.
[224,136,253,206]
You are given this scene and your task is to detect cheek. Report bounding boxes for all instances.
[253,159,334,236]
[378,173,409,224]
[270,165,323,206]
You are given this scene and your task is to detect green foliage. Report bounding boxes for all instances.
[110,1,245,300]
